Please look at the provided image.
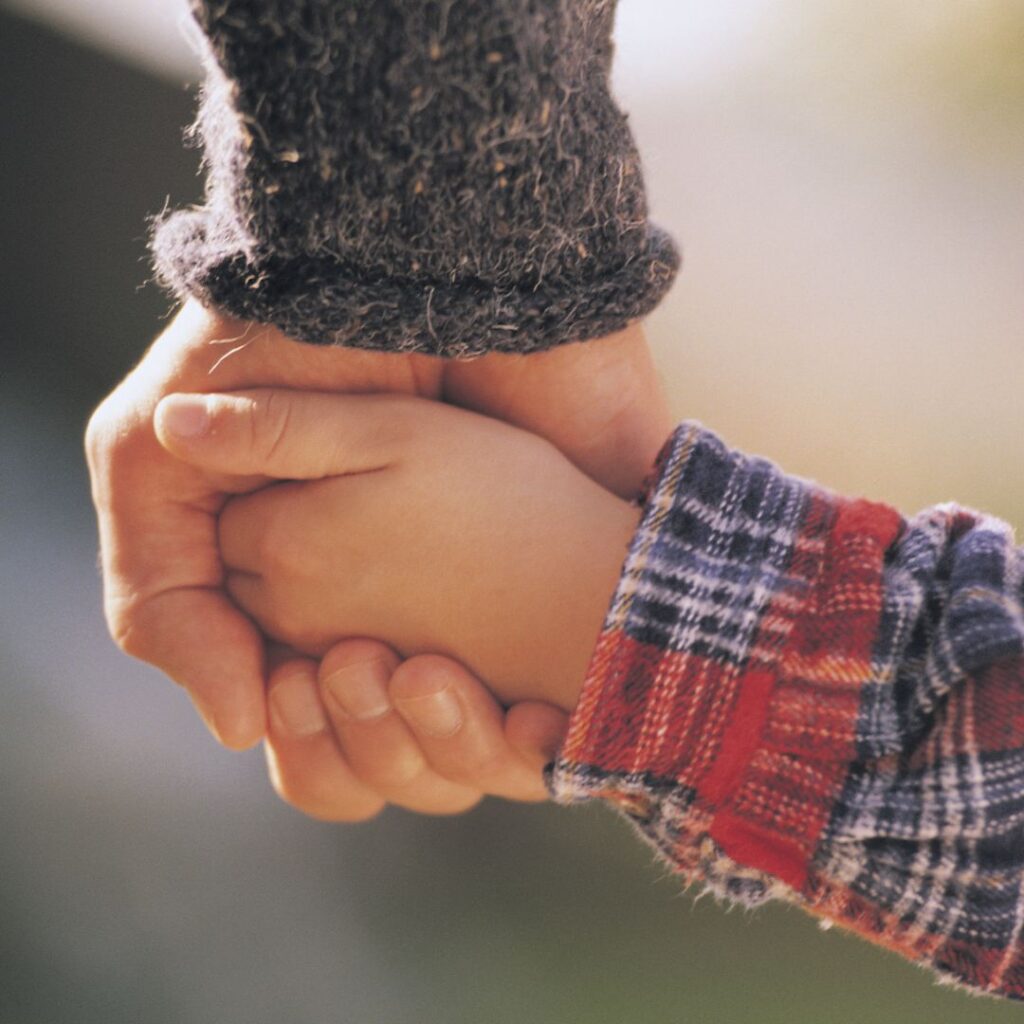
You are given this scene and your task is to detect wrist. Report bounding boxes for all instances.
[562,499,641,713]
[526,487,641,715]
[443,322,673,501]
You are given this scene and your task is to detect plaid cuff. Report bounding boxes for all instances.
[547,422,1024,998]
[548,421,901,885]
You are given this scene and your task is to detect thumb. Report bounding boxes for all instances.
[154,389,409,479]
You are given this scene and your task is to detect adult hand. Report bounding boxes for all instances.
[87,299,670,765]
[262,639,570,819]
[86,301,443,750]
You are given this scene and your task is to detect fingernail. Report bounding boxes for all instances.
[323,660,392,722]
[269,672,327,737]
[162,396,210,439]
[396,685,463,739]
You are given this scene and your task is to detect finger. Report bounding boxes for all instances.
[317,640,483,815]
[389,656,560,802]
[217,483,298,574]
[223,571,271,629]
[85,303,441,756]
[154,390,424,480]
[87,392,267,750]
[505,701,570,773]
[217,505,263,575]
[218,478,341,577]
[105,583,267,750]
[224,571,330,657]
[265,658,386,822]
[266,641,308,673]
[444,322,672,499]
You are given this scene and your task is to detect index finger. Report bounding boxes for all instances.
[87,394,267,750]
[114,586,268,749]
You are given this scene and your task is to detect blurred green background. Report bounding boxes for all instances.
[1,2,1022,1021]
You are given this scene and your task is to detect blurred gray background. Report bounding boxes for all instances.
[2,1,1023,1021]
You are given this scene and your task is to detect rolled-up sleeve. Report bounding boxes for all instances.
[550,422,1024,1000]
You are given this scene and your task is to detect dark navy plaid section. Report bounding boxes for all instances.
[824,835,1022,950]
[822,743,1024,947]
[818,504,1024,965]
[857,510,1024,760]
[615,426,813,665]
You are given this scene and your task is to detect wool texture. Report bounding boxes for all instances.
[550,423,1024,1000]
[152,0,679,356]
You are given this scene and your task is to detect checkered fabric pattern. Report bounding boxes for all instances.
[549,422,1024,999]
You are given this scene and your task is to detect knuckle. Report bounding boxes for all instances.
[253,390,294,465]
[352,394,418,468]
[260,589,328,656]
[260,598,305,648]
[85,400,157,516]
[259,514,317,589]
[447,746,509,783]
[103,594,153,662]
[84,394,134,472]
[353,746,430,793]
[321,639,399,681]
[260,495,326,585]
[374,758,424,792]
[256,513,288,575]
[83,401,111,467]
[380,397,417,451]
[264,728,386,822]
[390,654,459,701]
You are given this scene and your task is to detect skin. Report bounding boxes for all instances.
[86,301,672,817]
[262,644,569,819]
[156,390,640,710]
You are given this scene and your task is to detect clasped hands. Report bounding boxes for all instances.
[86,301,671,820]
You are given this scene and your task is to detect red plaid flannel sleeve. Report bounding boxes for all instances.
[549,422,1024,1000]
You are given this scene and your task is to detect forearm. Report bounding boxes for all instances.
[551,422,1024,999]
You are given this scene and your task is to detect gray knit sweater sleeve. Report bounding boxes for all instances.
[151,0,679,356]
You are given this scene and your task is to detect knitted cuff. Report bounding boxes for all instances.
[152,0,679,355]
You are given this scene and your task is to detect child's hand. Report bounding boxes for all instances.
[89,304,667,750]
[156,389,640,713]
